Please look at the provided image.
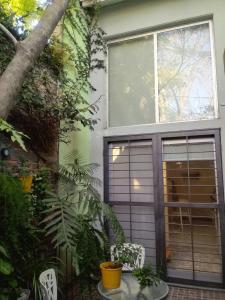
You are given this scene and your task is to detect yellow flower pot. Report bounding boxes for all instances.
[100,262,122,289]
[19,175,33,193]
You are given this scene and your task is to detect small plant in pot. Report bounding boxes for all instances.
[100,243,141,289]
[133,265,160,291]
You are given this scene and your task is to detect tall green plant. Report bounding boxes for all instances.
[0,173,30,246]
[0,172,57,299]
[42,151,125,285]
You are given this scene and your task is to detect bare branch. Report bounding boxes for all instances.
[0,23,18,47]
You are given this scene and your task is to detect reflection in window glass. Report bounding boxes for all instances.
[158,24,215,122]
[108,36,155,127]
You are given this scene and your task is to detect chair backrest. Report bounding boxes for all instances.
[111,243,145,271]
[39,268,57,300]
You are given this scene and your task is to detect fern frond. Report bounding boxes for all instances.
[102,203,125,244]
[59,150,101,188]
[42,194,79,249]
[42,150,125,279]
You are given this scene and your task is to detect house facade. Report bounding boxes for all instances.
[81,0,225,288]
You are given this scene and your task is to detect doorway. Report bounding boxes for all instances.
[162,137,223,284]
[104,130,225,287]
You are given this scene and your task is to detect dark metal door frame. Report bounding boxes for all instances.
[157,129,225,288]
[103,129,225,288]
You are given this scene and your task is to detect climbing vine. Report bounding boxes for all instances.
[0,0,105,155]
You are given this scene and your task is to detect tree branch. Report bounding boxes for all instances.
[0,0,69,118]
[0,23,18,47]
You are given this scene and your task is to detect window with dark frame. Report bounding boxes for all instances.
[104,131,225,287]
[162,137,223,284]
[107,140,157,267]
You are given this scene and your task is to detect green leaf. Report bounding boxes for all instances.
[0,293,10,300]
[0,245,8,257]
[8,279,17,288]
[0,258,13,275]
[0,118,28,151]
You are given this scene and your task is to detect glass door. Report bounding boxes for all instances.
[162,137,223,284]
[106,139,157,268]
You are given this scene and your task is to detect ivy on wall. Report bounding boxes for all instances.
[0,1,105,156]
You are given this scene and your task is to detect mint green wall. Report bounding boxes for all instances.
[59,7,90,165]
[59,129,90,165]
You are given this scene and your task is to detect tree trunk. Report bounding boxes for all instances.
[0,0,69,118]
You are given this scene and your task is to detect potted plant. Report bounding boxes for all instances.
[133,265,160,291]
[100,243,141,289]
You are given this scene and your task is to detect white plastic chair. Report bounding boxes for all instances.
[39,268,57,300]
[111,243,145,271]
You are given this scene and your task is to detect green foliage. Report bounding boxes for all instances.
[0,245,13,276]
[42,151,125,285]
[0,172,57,299]
[0,1,105,151]
[0,173,30,245]
[111,243,141,269]
[0,118,28,151]
[30,168,51,222]
[133,265,160,289]
[0,174,28,299]
[6,0,37,16]
[43,193,80,249]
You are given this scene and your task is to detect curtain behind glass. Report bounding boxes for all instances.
[108,36,155,127]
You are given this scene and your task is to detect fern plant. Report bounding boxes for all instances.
[42,151,125,283]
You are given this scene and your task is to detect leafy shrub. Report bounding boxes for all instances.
[0,173,30,246]
[0,172,56,299]
[133,265,160,289]
[42,151,125,294]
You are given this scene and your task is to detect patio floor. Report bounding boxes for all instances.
[167,285,225,300]
[64,282,225,299]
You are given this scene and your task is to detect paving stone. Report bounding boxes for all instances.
[167,286,225,300]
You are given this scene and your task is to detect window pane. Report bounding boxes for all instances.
[108,36,155,127]
[108,141,154,203]
[162,138,218,204]
[110,205,156,267]
[165,207,222,283]
[158,23,215,122]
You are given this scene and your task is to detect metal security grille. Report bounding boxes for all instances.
[106,140,156,267]
[104,130,225,288]
[162,136,223,284]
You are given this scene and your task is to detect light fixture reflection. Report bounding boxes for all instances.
[112,148,120,162]
[133,178,141,190]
